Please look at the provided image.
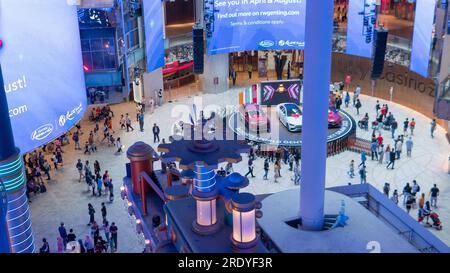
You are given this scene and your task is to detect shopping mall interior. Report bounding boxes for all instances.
[1,0,450,255]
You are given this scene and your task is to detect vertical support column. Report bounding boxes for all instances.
[300,0,334,231]
[0,64,35,253]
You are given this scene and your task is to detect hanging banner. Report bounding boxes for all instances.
[0,0,87,154]
[410,0,436,77]
[143,0,165,72]
[346,0,378,58]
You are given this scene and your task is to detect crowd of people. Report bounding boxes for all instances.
[40,216,119,253]
[341,85,443,228]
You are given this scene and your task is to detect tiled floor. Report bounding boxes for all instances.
[29,81,450,252]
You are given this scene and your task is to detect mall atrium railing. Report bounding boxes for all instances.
[328,184,450,253]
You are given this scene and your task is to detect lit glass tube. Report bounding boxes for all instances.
[196,199,217,226]
[233,209,256,243]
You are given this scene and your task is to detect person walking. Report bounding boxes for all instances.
[115,137,123,154]
[409,118,416,135]
[288,153,295,171]
[429,184,439,208]
[395,138,402,160]
[138,112,144,132]
[405,195,413,214]
[43,160,51,180]
[274,160,281,183]
[402,183,412,205]
[359,165,367,184]
[109,222,118,252]
[344,91,350,108]
[418,193,425,209]
[358,151,367,167]
[119,114,126,130]
[390,118,398,139]
[263,158,269,180]
[101,202,107,222]
[94,160,101,176]
[378,144,384,164]
[370,141,378,161]
[87,203,95,226]
[403,118,409,136]
[348,159,355,178]
[430,119,437,138]
[355,98,362,115]
[386,148,396,169]
[72,131,81,150]
[152,123,160,143]
[391,189,399,205]
[97,175,103,196]
[405,137,413,157]
[102,220,110,250]
[292,161,301,185]
[231,69,237,86]
[157,89,163,106]
[383,183,390,197]
[375,100,380,116]
[58,222,68,248]
[244,157,255,178]
[125,114,134,132]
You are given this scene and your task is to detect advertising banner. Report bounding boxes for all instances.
[143,0,165,73]
[260,80,301,106]
[410,0,436,77]
[0,0,87,154]
[346,0,378,58]
[206,0,306,55]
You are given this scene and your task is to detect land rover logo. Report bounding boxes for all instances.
[31,124,54,141]
[259,40,275,48]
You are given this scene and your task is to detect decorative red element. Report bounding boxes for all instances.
[162,61,194,75]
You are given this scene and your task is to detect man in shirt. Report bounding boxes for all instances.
[152,123,160,143]
[58,222,68,248]
[429,184,440,208]
[110,222,118,252]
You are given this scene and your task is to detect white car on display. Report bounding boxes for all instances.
[276,103,303,132]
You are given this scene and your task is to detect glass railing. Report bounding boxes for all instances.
[165,32,193,49]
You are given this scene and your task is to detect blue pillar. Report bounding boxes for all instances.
[0,64,35,252]
[300,0,334,231]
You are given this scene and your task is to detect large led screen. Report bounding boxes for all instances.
[346,0,377,58]
[0,0,87,154]
[260,80,301,106]
[143,0,165,72]
[410,0,436,77]
[206,0,306,55]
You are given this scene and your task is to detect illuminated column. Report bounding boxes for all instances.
[0,64,35,253]
[192,163,220,235]
[300,0,334,231]
[231,192,262,253]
